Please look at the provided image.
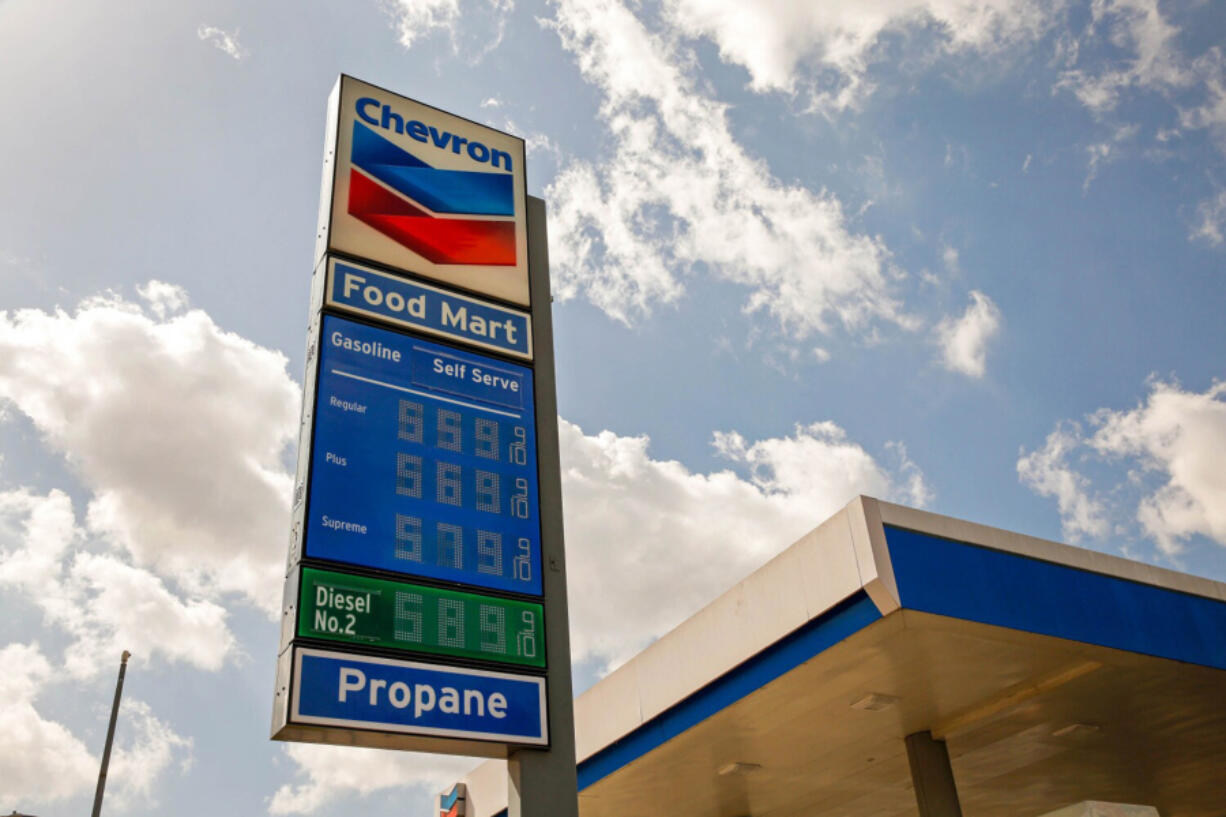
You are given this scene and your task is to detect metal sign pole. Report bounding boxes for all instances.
[91,650,131,817]
[507,196,579,817]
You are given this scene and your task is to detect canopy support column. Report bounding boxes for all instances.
[905,731,963,817]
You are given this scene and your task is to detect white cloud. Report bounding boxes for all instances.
[546,0,910,342]
[942,244,961,274]
[1083,140,1114,190]
[197,25,247,60]
[1052,3,1226,247]
[0,488,237,679]
[1179,50,1226,149]
[1082,123,1137,192]
[1017,422,1110,541]
[0,643,190,809]
[1019,380,1226,556]
[1191,187,1226,245]
[1089,380,1226,554]
[884,440,934,507]
[489,115,561,164]
[137,279,190,319]
[935,289,1001,377]
[381,0,514,56]
[0,642,96,806]
[380,0,460,48]
[663,0,1054,110]
[1054,0,1226,164]
[269,744,473,815]
[105,698,194,808]
[561,418,930,670]
[0,288,300,611]
[1056,0,1191,113]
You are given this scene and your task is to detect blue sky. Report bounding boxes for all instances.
[1,0,1225,814]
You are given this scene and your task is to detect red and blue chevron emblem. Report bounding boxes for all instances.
[348,122,516,266]
[439,782,466,817]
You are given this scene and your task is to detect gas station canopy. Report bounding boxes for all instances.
[456,497,1226,817]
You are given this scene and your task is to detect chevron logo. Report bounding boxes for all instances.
[348,121,516,266]
[439,782,466,817]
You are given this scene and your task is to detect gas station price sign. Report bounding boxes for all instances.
[275,79,577,775]
[306,314,542,596]
[298,566,544,668]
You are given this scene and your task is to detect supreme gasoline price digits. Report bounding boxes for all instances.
[306,315,543,596]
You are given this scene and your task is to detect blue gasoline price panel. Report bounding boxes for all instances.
[306,314,542,596]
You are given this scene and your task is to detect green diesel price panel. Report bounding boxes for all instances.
[297,566,545,669]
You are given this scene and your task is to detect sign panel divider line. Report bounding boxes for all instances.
[319,302,534,369]
[295,556,547,604]
[329,368,524,418]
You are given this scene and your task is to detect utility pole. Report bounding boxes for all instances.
[91,650,131,817]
